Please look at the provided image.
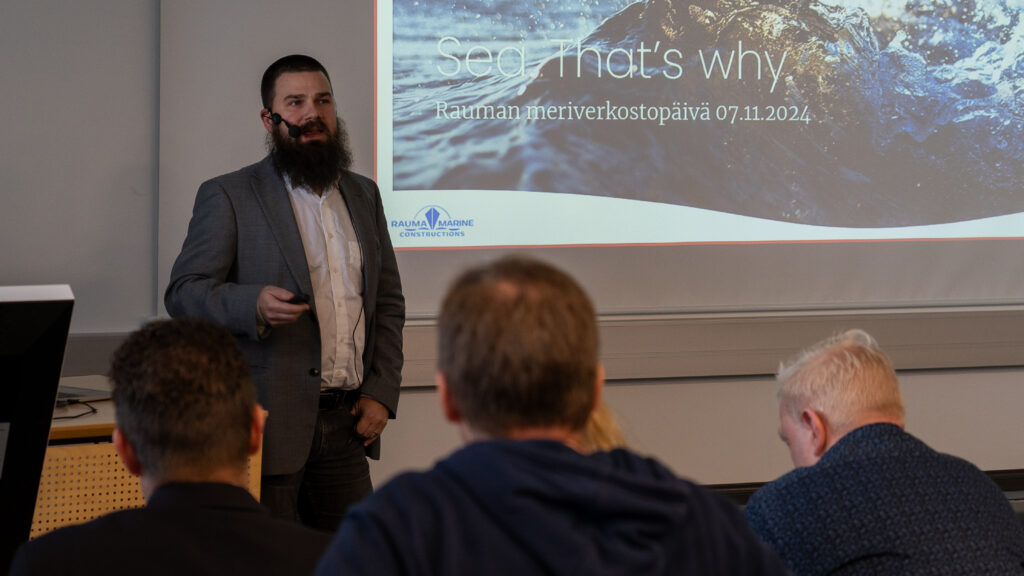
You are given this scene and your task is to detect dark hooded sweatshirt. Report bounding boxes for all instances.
[315,439,787,575]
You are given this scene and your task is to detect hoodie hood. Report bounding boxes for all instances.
[322,439,787,576]
[435,440,696,574]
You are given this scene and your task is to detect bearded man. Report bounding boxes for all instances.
[165,54,405,531]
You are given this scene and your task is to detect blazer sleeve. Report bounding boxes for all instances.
[164,179,264,341]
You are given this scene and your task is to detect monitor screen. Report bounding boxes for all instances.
[0,285,74,572]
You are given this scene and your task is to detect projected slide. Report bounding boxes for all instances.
[377,0,1024,248]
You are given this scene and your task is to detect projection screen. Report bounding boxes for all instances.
[375,0,1024,319]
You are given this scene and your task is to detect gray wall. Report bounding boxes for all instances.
[2,1,1021,487]
[1,1,158,333]
[158,0,378,297]
[372,368,1024,485]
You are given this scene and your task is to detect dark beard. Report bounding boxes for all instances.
[268,116,353,192]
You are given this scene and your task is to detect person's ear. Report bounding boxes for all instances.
[112,427,143,477]
[801,409,829,459]
[260,108,275,133]
[250,405,268,455]
[436,372,462,423]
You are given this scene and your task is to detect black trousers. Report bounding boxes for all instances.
[260,397,373,531]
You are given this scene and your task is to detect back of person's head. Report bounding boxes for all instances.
[777,329,905,435]
[109,318,256,479]
[261,54,332,109]
[437,255,599,437]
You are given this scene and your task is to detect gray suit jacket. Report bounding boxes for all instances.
[165,156,404,474]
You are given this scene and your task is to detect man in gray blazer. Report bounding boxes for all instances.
[165,54,404,530]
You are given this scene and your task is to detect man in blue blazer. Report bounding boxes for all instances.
[745,329,1024,574]
[165,54,404,530]
[11,318,333,576]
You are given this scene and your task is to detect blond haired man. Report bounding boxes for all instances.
[745,330,1024,575]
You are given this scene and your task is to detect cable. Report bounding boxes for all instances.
[53,401,99,420]
[352,303,364,388]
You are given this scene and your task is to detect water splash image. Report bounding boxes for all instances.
[392,0,1024,227]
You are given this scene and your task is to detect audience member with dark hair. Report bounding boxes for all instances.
[745,329,1024,575]
[11,318,332,576]
[315,255,787,575]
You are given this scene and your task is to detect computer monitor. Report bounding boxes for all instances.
[0,285,74,572]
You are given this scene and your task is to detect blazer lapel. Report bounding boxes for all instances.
[338,171,373,294]
[251,157,313,298]
[338,171,368,247]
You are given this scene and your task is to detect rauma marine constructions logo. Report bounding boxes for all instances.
[391,205,474,239]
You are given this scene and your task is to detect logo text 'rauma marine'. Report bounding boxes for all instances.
[392,205,474,238]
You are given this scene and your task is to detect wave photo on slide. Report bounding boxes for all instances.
[392,0,1024,228]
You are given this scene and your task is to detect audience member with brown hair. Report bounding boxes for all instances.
[315,255,786,576]
[581,400,627,453]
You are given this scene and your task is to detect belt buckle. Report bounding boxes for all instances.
[319,389,341,411]
[319,388,355,411]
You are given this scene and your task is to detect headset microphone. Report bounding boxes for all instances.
[269,112,303,138]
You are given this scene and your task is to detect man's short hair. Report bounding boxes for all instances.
[109,318,256,478]
[438,256,599,436]
[777,329,905,434]
[261,54,332,109]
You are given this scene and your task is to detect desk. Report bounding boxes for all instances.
[50,397,116,442]
[32,394,262,538]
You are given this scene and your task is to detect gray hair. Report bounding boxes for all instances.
[777,329,905,435]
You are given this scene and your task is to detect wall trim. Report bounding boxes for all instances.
[403,305,1024,386]
[66,305,1024,383]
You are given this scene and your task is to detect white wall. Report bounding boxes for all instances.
[2,1,1021,489]
[158,0,376,306]
[153,2,1024,487]
[372,368,1024,486]
[0,1,158,332]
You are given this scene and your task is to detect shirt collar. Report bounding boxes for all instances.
[282,172,335,198]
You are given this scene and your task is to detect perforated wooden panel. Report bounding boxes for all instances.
[30,442,262,538]
[30,443,142,538]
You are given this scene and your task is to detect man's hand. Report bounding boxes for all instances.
[257,286,310,326]
[352,397,389,446]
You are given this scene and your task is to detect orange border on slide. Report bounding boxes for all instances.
[373,0,378,182]
[394,236,1024,251]
[374,3,1022,252]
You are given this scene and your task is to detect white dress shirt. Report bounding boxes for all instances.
[286,177,365,390]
